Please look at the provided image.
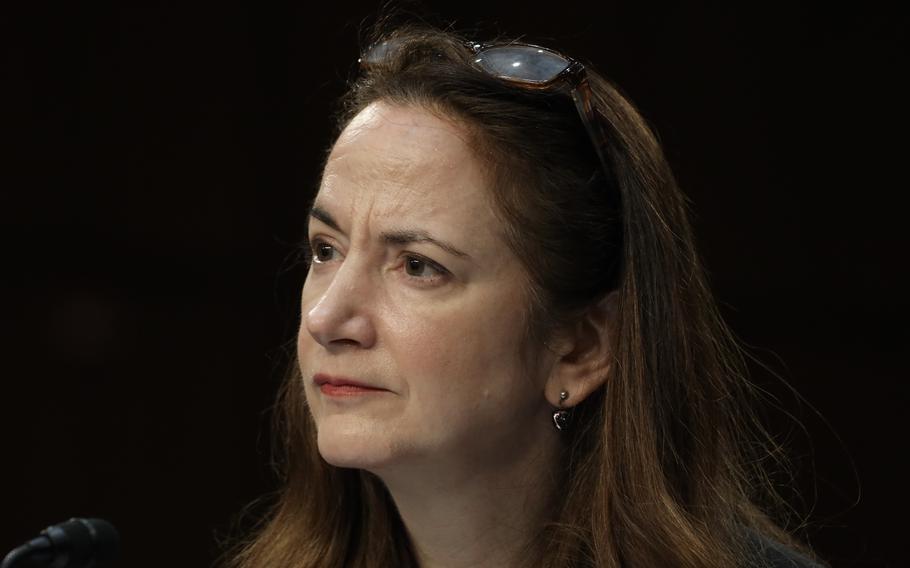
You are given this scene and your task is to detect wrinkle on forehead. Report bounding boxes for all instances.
[327,102,478,197]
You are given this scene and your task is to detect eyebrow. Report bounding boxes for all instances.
[308,205,471,259]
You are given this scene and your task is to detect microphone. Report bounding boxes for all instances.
[1,518,119,568]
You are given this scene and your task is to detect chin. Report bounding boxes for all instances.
[315,415,401,470]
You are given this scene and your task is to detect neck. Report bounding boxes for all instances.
[373,427,563,568]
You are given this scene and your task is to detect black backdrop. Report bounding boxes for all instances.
[2,2,906,567]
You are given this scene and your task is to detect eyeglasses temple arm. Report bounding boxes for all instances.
[571,78,613,180]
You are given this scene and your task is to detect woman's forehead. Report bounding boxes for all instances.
[319,102,492,218]
[328,102,475,181]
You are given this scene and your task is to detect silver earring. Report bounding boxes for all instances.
[552,390,572,431]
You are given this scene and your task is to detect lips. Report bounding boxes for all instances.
[313,373,389,396]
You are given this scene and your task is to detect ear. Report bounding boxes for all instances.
[544,291,618,408]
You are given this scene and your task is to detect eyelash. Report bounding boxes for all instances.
[304,237,451,286]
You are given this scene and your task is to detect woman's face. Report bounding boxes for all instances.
[298,102,558,475]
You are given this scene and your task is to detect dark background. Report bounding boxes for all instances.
[2,2,906,567]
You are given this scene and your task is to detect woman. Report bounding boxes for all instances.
[226,22,825,568]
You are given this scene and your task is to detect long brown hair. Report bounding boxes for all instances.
[224,22,820,568]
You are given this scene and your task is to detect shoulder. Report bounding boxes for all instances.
[745,531,826,568]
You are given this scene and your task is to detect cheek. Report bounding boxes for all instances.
[391,295,537,418]
[393,322,544,465]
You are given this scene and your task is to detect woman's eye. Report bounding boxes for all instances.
[311,241,337,263]
[404,256,447,280]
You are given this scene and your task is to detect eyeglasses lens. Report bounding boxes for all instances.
[473,46,570,84]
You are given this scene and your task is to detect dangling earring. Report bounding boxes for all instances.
[552,390,572,431]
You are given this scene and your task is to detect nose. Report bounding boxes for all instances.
[303,260,377,350]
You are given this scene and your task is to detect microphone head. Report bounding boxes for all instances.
[42,518,119,567]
